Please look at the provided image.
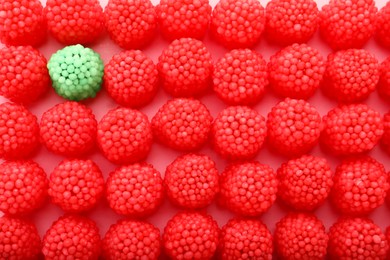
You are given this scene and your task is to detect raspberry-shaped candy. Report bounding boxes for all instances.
[103,219,161,260]
[49,159,104,213]
[331,157,389,215]
[0,216,41,259]
[156,0,211,40]
[0,46,50,104]
[0,102,39,160]
[0,160,47,215]
[45,0,104,45]
[165,153,219,209]
[375,2,390,48]
[267,98,322,156]
[42,215,101,260]
[211,0,265,48]
[104,50,158,108]
[277,155,333,211]
[40,101,97,157]
[212,106,266,160]
[0,0,46,46]
[152,98,212,151]
[158,38,212,97]
[106,163,163,217]
[328,217,388,259]
[274,213,328,260]
[321,104,384,155]
[378,57,390,102]
[268,44,325,99]
[382,112,390,154]
[163,212,219,260]
[220,218,273,259]
[323,49,380,103]
[213,49,268,106]
[265,0,319,45]
[47,44,104,101]
[105,0,156,49]
[97,107,152,164]
[219,162,277,216]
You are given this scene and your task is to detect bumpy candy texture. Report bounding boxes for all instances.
[268,43,325,99]
[0,46,50,104]
[0,0,46,46]
[275,213,328,260]
[375,2,390,48]
[47,44,104,101]
[156,0,211,40]
[219,218,273,260]
[164,153,219,209]
[0,216,41,259]
[378,57,390,102]
[42,215,101,260]
[328,217,388,259]
[152,98,212,151]
[0,102,39,160]
[382,112,390,154]
[219,162,278,216]
[211,0,265,48]
[40,101,97,157]
[45,0,104,45]
[104,0,156,49]
[106,163,163,217]
[48,159,104,213]
[104,50,158,108]
[163,212,219,260]
[319,0,377,50]
[158,38,213,97]
[213,49,268,105]
[267,98,322,156]
[265,0,319,45]
[97,107,153,164]
[212,106,266,160]
[277,155,333,211]
[103,219,161,260]
[323,49,380,103]
[332,157,389,215]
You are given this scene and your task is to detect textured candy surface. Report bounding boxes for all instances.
[378,57,390,102]
[383,112,390,154]
[375,2,390,48]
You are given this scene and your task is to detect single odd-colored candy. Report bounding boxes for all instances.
[213,49,268,105]
[332,156,389,215]
[268,43,325,99]
[156,0,211,40]
[97,107,153,164]
[322,49,379,103]
[375,2,390,48]
[104,50,158,108]
[48,159,104,213]
[212,106,267,160]
[47,44,104,101]
[277,155,333,211]
[382,112,390,154]
[0,46,50,104]
[328,217,388,260]
[104,0,156,49]
[0,160,47,215]
[219,162,278,217]
[40,101,97,157]
[42,215,101,260]
[265,0,319,45]
[211,0,265,48]
[378,57,390,102]
[220,218,273,259]
[321,104,384,156]
[319,0,377,50]
[275,213,328,260]
[164,153,219,209]
[45,0,104,45]
[163,212,219,260]
[0,0,46,46]
[0,102,39,160]
[103,219,161,260]
[0,216,41,259]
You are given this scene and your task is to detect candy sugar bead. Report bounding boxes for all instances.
[47,44,104,101]
[375,2,390,48]
[378,57,390,102]
[382,112,390,154]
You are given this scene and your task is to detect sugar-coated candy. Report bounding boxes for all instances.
[382,112,390,154]
[375,2,390,48]
[378,57,390,102]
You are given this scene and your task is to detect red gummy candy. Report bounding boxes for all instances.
[375,2,390,48]
[382,112,390,154]
[378,57,390,102]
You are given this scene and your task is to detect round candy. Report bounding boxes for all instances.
[382,112,390,154]
[47,44,104,101]
[375,2,390,48]
[378,57,390,102]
